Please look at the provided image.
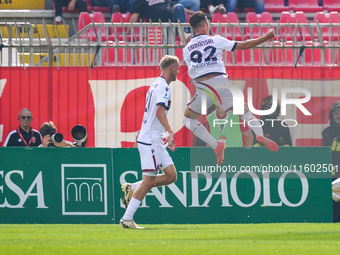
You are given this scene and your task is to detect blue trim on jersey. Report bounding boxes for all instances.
[137,141,152,146]
[159,76,169,86]
[156,102,169,110]
[231,42,237,51]
[192,34,205,38]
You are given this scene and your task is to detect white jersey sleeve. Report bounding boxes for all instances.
[183,34,237,79]
[214,35,237,51]
[156,85,171,110]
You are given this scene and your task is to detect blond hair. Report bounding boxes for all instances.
[159,55,179,71]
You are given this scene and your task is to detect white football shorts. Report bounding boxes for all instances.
[188,74,234,114]
[138,142,174,176]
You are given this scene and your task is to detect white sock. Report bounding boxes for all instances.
[208,6,215,14]
[183,116,218,149]
[131,181,142,192]
[55,16,62,23]
[241,111,263,136]
[122,198,141,220]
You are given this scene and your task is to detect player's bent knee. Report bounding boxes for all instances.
[163,165,177,183]
[167,171,177,183]
[170,173,177,183]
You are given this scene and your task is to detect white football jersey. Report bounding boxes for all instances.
[137,76,171,145]
[183,34,237,79]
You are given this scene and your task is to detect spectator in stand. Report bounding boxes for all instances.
[172,0,201,15]
[252,95,292,147]
[322,101,340,222]
[3,108,42,147]
[129,0,187,24]
[226,0,264,14]
[54,0,87,24]
[91,0,132,14]
[201,0,227,15]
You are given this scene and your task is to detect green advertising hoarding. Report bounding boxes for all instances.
[114,147,333,224]
[0,147,114,223]
[0,147,333,224]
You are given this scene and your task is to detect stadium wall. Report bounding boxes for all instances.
[0,147,333,224]
[1,66,339,148]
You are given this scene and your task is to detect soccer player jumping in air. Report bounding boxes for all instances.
[182,11,278,165]
[120,55,179,229]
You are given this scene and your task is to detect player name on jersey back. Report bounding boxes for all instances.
[183,35,237,79]
[187,38,214,52]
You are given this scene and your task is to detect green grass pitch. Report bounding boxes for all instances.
[0,223,339,254]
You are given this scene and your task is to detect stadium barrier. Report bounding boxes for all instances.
[1,66,339,148]
[0,147,332,224]
[1,20,340,66]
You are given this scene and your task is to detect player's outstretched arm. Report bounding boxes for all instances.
[235,29,275,50]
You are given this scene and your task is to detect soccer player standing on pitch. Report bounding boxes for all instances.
[182,11,278,165]
[120,55,179,229]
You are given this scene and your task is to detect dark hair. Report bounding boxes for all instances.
[189,11,207,30]
[40,121,57,137]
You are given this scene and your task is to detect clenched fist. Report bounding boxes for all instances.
[266,29,275,39]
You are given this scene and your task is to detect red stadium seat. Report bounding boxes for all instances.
[302,41,333,66]
[323,0,340,12]
[102,42,137,65]
[269,41,294,66]
[279,12,312,41]
[103,41,162,66]
[289,0,323,12]
[233,48,265,65]
[109,12,142,42]
[211,13,243,40]
[313,12,340,41]
[78,12,108,42]
[245,12,274,39]
[264,0,289,12]
[147,26,162,44]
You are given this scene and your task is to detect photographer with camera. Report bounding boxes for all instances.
[39,121,75,147]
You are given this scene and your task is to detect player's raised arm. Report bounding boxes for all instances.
[235,29,275,50]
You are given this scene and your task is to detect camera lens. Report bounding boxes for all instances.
[51,133,63,143]
[71,125,87,140]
